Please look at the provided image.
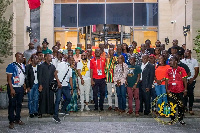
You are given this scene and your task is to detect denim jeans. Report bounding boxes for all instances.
[116,84,126,110]
[28,84,39,114]
[7,85,24,123]
[155,85,168,105]
[54,86,71,117]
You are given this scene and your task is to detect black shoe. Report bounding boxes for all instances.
[94,108,98,111]
[144,112,150,115]
[38,114,42,118]
[34,113,38,116]
[100,108,104,111]
[29,114,34,118]
[53,116,61,123]
[179,120,186,125]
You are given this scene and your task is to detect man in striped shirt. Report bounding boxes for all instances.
[106,48,118,111]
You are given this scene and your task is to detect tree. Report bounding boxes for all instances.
[0,0,13,64]
[193,30,200,62]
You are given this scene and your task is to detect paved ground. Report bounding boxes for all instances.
[1,96,200,133]
[0,108,200,133]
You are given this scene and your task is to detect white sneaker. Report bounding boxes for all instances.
[85,106,90,111]
[80,107,84,112]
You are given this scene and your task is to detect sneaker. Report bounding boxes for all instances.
[85,106,90,111]
[9,122,14,129]
[179,120,186,125]
[53,116,61,123]
[80,107,84,112]
[29,114,34,118]
[59,110,66,115]
[135,112,139,117]
[65,111,70,115]
[126,110,133,115]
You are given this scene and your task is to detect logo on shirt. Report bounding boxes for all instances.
[128,68,135,77]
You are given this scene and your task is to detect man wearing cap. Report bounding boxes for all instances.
[42,40,52,54]
[73,47,82,63]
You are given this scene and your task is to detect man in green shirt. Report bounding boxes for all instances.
[126,56,141,116]
[42,40,52,54]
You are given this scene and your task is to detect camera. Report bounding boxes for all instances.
[171,20,176,24]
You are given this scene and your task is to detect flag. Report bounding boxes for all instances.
[27,0,41,10]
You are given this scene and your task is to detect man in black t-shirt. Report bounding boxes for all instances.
[168,39,185,59]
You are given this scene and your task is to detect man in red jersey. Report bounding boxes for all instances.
[90,49,106,111]
[166,56,187,125]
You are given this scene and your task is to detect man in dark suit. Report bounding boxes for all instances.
[139,54,155,115]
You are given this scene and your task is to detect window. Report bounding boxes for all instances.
[106,4,133,26]
[134,3,158,26]
[78,4,105,27]
[55,0,77,3]
[134,0,158,2]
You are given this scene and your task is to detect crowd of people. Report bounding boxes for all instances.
[6,38,199,129]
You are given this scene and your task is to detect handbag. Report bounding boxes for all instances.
[50,69,70,92]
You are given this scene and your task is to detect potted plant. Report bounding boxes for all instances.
[0,84,9,109]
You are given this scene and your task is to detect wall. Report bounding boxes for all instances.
[40,0,54,49]
[170,0,193,49]
[158,0,172,49]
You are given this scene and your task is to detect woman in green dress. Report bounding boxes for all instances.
[67,57,78,112]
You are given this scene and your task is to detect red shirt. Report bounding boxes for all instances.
[165,66,187,93]
[90,57,106,79]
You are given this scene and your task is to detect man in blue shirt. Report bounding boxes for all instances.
[6,52,26,129]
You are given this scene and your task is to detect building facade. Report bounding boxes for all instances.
[1,0,200,95]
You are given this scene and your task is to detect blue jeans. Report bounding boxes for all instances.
[7,85,24,123]
[116,84,126,110]
[54,86,71,117]
[155,85,168,105]
[28,84,39,114]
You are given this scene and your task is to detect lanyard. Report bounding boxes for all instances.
[172,69,177,80]
[95,58,102,69]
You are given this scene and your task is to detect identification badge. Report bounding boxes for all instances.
[172,83,176,86]
[97,69,102,75]
[14,76,20,84]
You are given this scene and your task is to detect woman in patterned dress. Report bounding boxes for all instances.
[66,57,78,112]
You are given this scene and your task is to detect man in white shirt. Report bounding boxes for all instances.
[181,49,199,115]
[53,55,73,123]
[77,52,91,111]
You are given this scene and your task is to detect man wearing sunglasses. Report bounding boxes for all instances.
[77,52,91,111]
